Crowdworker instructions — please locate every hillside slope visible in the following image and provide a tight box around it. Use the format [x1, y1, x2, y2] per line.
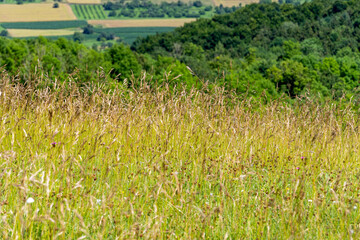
[132, 0, 360, 99]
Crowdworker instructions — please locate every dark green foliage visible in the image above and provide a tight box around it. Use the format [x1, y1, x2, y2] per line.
[73, 32, 84, 43]
[132, 0, 360, 100]
[83, 24, 94, 34]
[0, 37, 142, 85]
[105, 44, 141, 80]
[0, 30, 8, 37]
[99, 0, 224, 19]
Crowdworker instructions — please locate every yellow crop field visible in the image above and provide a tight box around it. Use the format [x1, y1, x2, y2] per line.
[88, 19, 196, 27]
[7, 29, 77, 37]
[66, 0, 102, 4]
[0, 3, 76, 22]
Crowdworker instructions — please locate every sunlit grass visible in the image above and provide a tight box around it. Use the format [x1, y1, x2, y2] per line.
[1, 72, 360, 239]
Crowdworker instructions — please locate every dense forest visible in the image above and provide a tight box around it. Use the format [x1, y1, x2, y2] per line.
[133, 0, 360, 100]
[2, 0, 360, 102]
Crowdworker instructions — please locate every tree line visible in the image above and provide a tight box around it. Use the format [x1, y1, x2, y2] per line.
[3, 0, 360, 103]
[103, 0, 240, 18]
[131, 0, 360, 101]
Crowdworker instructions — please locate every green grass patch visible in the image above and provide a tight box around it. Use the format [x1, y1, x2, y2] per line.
[1, 20, 88, 29]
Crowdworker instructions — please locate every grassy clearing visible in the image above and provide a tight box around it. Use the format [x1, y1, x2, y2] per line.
[88, 18, 195, 27]
[1, 72, 360, 238]
[7, 29, 77, 37]
[0, 3, 76, 22]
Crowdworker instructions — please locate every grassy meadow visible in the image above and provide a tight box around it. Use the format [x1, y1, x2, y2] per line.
[1, 71, 360, 239]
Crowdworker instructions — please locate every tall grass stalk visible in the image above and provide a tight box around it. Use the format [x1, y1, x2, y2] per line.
[0, 71, 360, 239]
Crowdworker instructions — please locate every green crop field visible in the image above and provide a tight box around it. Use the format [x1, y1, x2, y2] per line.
[1, 20, 88, 30]
[94, 27, 175, 44]
[71, 4, 107, 20]
[80, 26, 176, 45]
[0, 0, 44, 3]
[13, 27, 175, 46]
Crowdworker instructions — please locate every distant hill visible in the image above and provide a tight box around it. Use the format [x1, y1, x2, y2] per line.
[131, 0, 360, 99]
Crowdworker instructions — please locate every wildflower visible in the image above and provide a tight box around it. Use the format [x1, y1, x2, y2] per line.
[308, 199, 313, 202]
[301, 156, 305, 160]
[210, 193, 213, 196]
[96, 199, 101, 205]
[354, 206, 357, 210]
[51, 142, 57, 147]
[26, 197, 35, 204]
[296, 167, 300, 170]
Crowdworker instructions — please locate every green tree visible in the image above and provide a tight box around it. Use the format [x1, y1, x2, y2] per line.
[105, 44, 141, 81]
[73, 32, 84, 43]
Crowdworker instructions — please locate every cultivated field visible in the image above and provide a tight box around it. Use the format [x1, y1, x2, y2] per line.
[66, 0, 102, 4]
[213, 0, 276, 7]
[7, 29, 77, 37]
[1, 72, 360, 238]
[1, 20, 88, 29]
[88, 18, 196, 27]
[0, 3, 76, 22]
[150, 0, 213, 5]
[71, 4, 107, 19]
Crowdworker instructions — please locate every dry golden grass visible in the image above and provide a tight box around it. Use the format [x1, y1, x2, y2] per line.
[88, 19, 196, 27]
[66, 0, 102, 4]
[7, 29, 77, 37]
[1, 72, 360, 238]
[0, 3, 76, 22]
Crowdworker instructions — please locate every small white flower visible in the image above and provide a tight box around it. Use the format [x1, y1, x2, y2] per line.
[350, 229, 354, 235]
[96, 199, 101, 205]
[239, 175, 246, 179]
[173, 172, 179, 175]
[308, 200, 313, 202]
[210, 193, 213, 196]
[333, 201, 338, 204]
[205, 202, 209, 205]
[26, 197, 35, 204]
[354, 206, 357, 210]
